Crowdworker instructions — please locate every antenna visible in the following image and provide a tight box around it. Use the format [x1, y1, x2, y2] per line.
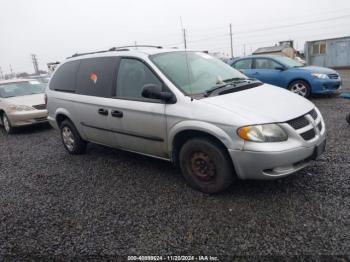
[229, 23, 233, 59]
[180, 16, 187, 49]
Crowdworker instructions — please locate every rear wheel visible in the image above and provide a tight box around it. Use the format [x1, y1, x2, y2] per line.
[288, 80, 311, 98]
[60, 119, 87, 154]
[179, 138, 234, 194]
[2, 114, 14, 134]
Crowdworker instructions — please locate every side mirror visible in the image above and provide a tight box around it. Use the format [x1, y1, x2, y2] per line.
[275, 66, 285, 71]
[142, 84, 175, 103]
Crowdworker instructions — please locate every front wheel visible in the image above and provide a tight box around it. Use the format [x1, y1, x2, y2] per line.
[60, 120, 87, 154]
[2, 114, 14, 134]
[288, 80, 311, 98]
[179, 138, 235, 194]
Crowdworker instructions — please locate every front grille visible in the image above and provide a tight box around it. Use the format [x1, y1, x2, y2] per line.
[300, 128, 316, 141]
[287, 116, 309, 130]
[328, 74, 339, 80]
[35, 117, 47, 122]
[309, 109, 318, 120]
[33, 104, 46, 110]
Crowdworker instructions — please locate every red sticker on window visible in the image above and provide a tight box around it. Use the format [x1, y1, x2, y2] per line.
[90, 72, 97, 84]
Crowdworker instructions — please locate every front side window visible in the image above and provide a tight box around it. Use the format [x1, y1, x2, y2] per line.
[234, 59, 252, 70]
[0, 81, 46, 98]
[116, 58, 162, 99]
[273, 56, 303, 68]
[150, 51, 247, 95]
[254, 58, 280, 70]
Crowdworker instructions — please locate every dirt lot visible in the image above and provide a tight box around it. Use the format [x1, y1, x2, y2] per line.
[0, 83, 349, 259]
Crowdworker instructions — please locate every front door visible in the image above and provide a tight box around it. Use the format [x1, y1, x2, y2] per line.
[252, 58, 285, 87]
[110, 58, 168, 158]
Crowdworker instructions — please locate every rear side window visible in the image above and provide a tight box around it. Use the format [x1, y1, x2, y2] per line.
[49, 60, 80, 92]
[76, 57, 118, 97]
[233, 59, 252, 70]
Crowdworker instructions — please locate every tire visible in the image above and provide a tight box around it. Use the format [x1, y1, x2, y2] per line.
[346, 114, 350, 125]
[60, 119, 87, 154]
[179, 138, 234, 194]
[2, 113, 14, 134]
[288, 80, 311, 98]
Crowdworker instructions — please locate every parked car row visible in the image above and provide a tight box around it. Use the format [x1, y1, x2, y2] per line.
[229, 55, 342, 98]
[1, 48, 330, 193]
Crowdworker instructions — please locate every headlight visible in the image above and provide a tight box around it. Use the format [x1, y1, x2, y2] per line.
[312, 73, 329, 79]
[237, 124, 288, 142]
[8, 105, 35, 111]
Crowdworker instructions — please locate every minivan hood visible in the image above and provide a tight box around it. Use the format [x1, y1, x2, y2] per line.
[204, 84, 314, 124]
[296, 65, 337, 74]
[3, 93, 45, 106]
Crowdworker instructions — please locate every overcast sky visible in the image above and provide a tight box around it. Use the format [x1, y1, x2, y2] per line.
[1, 0, 350, 74]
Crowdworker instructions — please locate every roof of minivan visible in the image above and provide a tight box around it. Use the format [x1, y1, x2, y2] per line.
[66, 48, 186, 61]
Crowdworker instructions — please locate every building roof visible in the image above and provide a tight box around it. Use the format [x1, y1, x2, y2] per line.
[253, 45, 285, 54]
[305, 35, 350, 43]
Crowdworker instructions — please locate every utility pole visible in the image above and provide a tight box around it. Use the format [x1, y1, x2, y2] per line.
[0, 66, 3, 80]
[229, 23, 233, 59]
[183, 28, 187, 49]
[134, 41, 137, 49]
[243, 44, 246, 56]
[31, 54, 39, 75]
[9, 64, 14, 79]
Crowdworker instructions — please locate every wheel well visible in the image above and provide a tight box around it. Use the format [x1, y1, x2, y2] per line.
[172, 130, 230, 166]
[56, 114, 70, 127]
[288, 78, 311, 89]
[0, 110, 4, 124]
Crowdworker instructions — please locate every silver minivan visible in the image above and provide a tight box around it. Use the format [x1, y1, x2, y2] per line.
[46, 46, 326, 193]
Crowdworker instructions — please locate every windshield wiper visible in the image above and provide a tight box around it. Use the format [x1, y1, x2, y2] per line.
[222, 77, 247, 83]
[204, 78, 252, 97]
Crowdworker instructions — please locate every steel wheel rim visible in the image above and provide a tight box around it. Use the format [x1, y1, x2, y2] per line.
[291, 83, 307, 97]
[189, 151, 216, 182]
[3, 116, 10, 132]
[62, 126, 75, 151]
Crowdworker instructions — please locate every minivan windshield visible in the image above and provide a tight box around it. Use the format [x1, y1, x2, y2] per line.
[273, 56, 303, 68]
[150, 51, 247, 95]
[0, 81, 46, 98]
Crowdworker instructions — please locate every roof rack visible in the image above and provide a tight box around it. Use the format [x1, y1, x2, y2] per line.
[109, 45, 163, 51]
[67, 45, 163, 59]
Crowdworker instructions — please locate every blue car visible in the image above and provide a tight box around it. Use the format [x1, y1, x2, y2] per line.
[229, 55, 342, 98]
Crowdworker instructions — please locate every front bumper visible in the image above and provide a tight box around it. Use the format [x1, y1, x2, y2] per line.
[229, 123, 326, 180]
[7, 110, 48, 127]
[311, 79, 342, 94]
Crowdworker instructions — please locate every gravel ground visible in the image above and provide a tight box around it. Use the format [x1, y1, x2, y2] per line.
[0, 89, 350, 260]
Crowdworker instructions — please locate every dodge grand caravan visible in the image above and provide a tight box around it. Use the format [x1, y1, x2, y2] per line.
[46, 46, 326, 193]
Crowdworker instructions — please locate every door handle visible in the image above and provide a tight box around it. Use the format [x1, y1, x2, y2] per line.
[111, 110, 123, 118]
[98, 108, 109, 116]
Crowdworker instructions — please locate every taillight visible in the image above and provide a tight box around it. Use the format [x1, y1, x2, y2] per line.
[44, 94, 48, 105]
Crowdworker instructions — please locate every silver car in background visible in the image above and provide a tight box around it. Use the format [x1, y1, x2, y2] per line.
[46, 47, 326, 194]
[0, 79, 48, 134]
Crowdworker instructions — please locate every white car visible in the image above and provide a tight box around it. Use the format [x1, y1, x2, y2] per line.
[46, 46, 326, 193]
[0, 79, 48, 134]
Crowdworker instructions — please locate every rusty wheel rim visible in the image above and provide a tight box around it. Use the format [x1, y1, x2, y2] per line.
[189, 151, 216, 182]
